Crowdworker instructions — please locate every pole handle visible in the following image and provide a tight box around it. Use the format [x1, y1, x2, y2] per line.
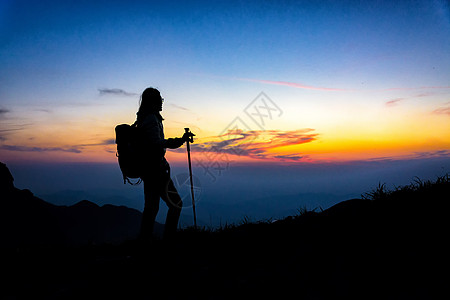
[184, 128, 194, 143]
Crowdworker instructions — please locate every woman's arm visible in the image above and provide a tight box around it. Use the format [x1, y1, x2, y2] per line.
[141, 114, 184, 149]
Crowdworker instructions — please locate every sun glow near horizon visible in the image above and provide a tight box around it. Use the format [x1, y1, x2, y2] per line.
[1, 86, 449, 165]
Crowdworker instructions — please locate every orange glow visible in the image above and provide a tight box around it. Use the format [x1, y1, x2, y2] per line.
[1, 103, 449, 164]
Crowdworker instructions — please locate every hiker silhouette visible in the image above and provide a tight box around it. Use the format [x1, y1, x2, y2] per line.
[134, 87, 192, 241]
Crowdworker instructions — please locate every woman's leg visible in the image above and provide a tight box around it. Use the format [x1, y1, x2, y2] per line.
[140, 177, 161, 241]
[161, 178, 183, 238]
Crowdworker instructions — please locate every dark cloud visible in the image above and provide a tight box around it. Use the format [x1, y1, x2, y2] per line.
[102, 138, 116, 145]
[0, 145, 82, 153]
[0, 108, 10, 115]
[413, 150, 450, 159]
[0, 137, 117, 155]
[76, 139, 116, 147]
[34, 108, 52, 113]
[98, 88, 138, 97]
[273, 154, 306, 161]
[365, 150, 450, 162]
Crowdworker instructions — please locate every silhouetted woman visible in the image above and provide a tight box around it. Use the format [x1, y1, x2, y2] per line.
[134, 87, 190, 241]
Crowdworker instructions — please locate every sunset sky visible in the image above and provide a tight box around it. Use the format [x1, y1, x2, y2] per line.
[1, 0, 449, 166]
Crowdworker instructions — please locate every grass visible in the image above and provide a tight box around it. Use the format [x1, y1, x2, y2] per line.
[362, 173, 449, 201]
[177, 173, 449, 239]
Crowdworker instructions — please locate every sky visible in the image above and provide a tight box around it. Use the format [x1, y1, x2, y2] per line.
[1, 0, 449, 224]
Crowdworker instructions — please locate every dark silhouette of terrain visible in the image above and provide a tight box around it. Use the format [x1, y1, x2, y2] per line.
[1, 162, 447, 299]
[0, 162, 163, 247]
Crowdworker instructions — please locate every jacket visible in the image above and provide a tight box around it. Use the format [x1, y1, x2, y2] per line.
[134, 112, 184, 172]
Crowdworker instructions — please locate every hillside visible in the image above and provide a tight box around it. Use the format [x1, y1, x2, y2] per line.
[0, 162, 157, 247]
[1, 161, 448, 299]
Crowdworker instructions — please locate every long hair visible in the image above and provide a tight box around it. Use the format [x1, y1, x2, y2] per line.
[136, 87, 163, 123]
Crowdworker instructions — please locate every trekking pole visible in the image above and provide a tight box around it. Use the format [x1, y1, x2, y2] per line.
[184, 128, 197, 229]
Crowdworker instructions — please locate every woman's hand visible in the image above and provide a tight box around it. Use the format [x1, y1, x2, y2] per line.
[182, 131, 195, 143]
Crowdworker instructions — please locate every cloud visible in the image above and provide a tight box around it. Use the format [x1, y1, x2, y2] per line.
[239, 78, 350, 91]
[0, 108, 10, 115]
[433, 103, 450, 116]
[186, 129, 318, 161]
[433, 107, 450, 115]
[414, 93, 433, 98]
[366, 150, 450, 162]
[0, 138, 116, 155]
[385, 98, 404, 107]
[98, 88, 138, 97]
[0, 123, 33, 142]
[34, 108, 52, 113]
[0, 108, 10, 121]
[385, 93, 440, 107]
[77, 139, 116, 147]
[0, 145, 82, 153]
[412, 150, 450, 159]
[273, 154, 307, 161]
[102, 138, 116, 145]
[383, 86, 450, 91]
[169, 103, 189, 111]
[236, 76, 450, 93]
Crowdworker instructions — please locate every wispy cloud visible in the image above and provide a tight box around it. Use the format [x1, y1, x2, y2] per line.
[98, 88, 138, 97]
[236, 76, 450, 93]
[77, 139, 116, 147]
[0, 123, 33, 142]
[366, 150, 450, 162]
[34, 108, 52, 113]
[0, 145, 82, 153]
[383, 86, 450, 91]
[0, 108, 10, 139]
[433, 107, 450, 116]
[385, 92, 439, 107]
[183, 129, 318, 161]
[385, 98, 404, 107]
[412, 150, 450, 159]
[432, 102, 450, 116]
[169, 103, 190, 111]
[239, 78, 350, 91]
[0, 138, 116, 154]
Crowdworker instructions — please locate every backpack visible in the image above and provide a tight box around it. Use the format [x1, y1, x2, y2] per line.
[115, 124, 144, 185]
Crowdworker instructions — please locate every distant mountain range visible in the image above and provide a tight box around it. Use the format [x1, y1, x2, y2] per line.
[0, 162, 162, 247]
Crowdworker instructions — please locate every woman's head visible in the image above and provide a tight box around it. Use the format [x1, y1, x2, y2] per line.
[137, 87, 164, 117]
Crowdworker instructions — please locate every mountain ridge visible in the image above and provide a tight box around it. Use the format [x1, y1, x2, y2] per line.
[1, 161, 447, 299]
[0, 162, 164, 247]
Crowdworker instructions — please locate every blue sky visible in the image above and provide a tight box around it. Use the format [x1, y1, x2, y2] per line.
[2, 0, 449, 106]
